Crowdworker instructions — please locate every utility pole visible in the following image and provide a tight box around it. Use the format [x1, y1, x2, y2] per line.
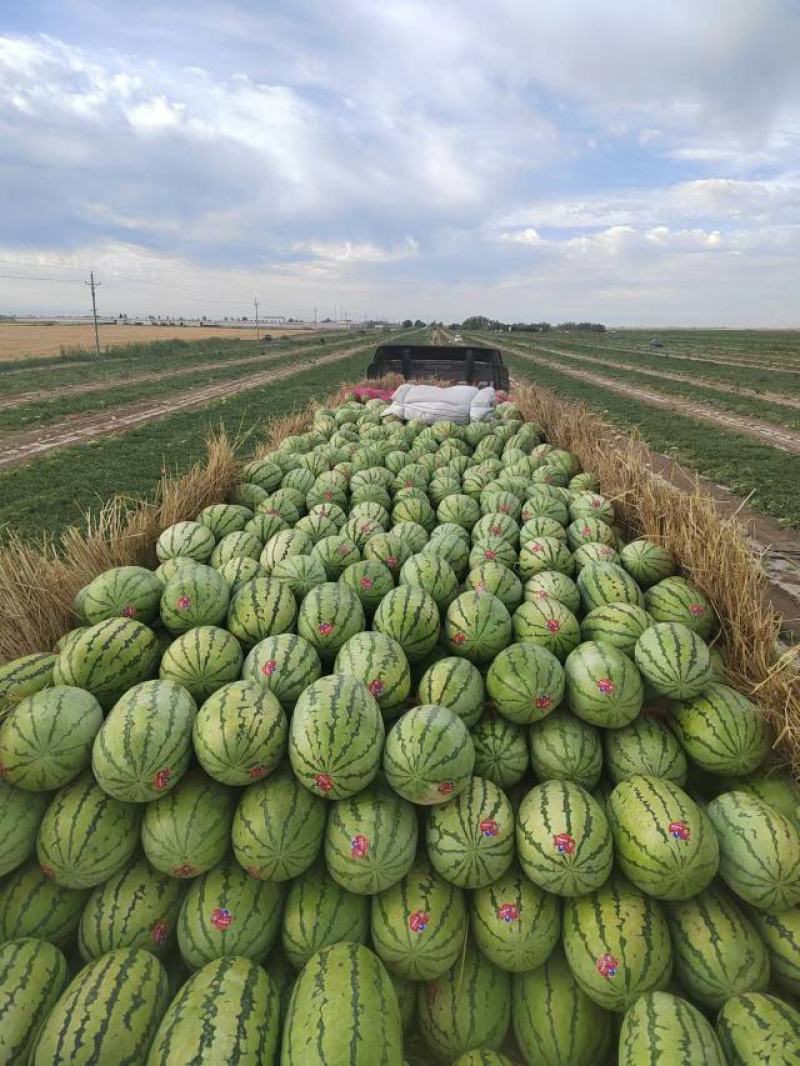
[313, 307, 317, 329]
[85, 271, 102, 356]
[254, 298, 260, 342]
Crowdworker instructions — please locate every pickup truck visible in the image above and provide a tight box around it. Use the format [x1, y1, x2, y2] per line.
[365, 344, 510, 391]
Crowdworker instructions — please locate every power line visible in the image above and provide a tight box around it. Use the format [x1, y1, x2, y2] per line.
[0, 273, 87, 284]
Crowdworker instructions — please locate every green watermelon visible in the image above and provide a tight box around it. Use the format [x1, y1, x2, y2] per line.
[750, 905, 800, 996]
[0, 860, 88, 944]
[572, 542, 620, 570]
[56, 618, 160, 709]
[519, 537, 574, 579]
[516, 780, 612, 896]
[512, 597, 580, 662]
[365, 532, 411, 577]
[577, 562, 644, 612]
[338, 559, 395, 612]
[437, 493, 481, 530]
[270, 554, 327, 599]
[160, 565, 230, 633]
[311, 534, 361, 578]
[471, 712, 529, 788]
[670, 683, 772, 775]
[0, 652, 55, 715]
[523, 570, 581, 614]
[465, 561, 523, 611]
[83, 566, 163, 624]
[472, 512, 520, 546]
[707, 791, 800, 911]
[523, 516, 569, 544]
[580, 603, 652, 657]
[232, 765, 326, 881]
[197, 502, 254, 538]
[208, 529, 263, 568]
[468, 539, 518, 571]
[604, 714, 688, 785]
[242, 457, 283, 491]
[226, 576, 297, 647]
[158, 625, 243, 702]
[633, 621, 712, 698]
[425, 776, 514, 889]
[716, 993, 800, 1065]
[564, 640, 644, 728]
[486, 642, 565, 725]
[528, 709, 603, 790]
[562, 874, 672, 1011]
[0, 938, 69, 1065]
[0, 685, 103, 791]
[619, 991, 726, 1066]
[471, 864, 560, 973]
[176, 859, 283, 968]
[373, 586, 441, 663]
[644, 576, 715, 639]
[282, 943, 403, 1066]
[444, 591, 512, 663]
[145, 955, 279, 1066]
[383, 704, 474, 805]
[399, 552, 459, 609]
[607, 774, 719, 899]
[726, 766, 800, 828]
[296, 582, 366, 663]
[417, 657, 485, 729]
[32, 948, 169, 1065]
[334, 632, 411, 716]
[391, 520, 429, 554]
[92, 680, 196, 802]
[242, 633, 322, 710]
[192, 681, 287, 786]
[0, 779, 48, 876]
[666, 882, 769, 1008]
[78, 856, 185, 959]
[141, 769, 235, 879]
[619, 540, 676, 587]
[156, 521, 215, 562]
[282, 862, 369, 970]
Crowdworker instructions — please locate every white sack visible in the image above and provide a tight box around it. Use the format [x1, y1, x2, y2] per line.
[382, 383, 495, 424]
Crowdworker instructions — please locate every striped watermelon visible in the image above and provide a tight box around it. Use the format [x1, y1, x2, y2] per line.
[716, 993, 800, 1065]
[0, 938, 69, 1065]
[417, 945, 510, 1061]
[83, 566, 163, 624]
[197, 502, 254, 538]
[158, 626, 244, 702]
[566, 516, 616, 551]
[296, 582, 366, 663]
[423, 530, 470, 578]
[242, 457, 283, 491]
[0, 652, 55, 715]
[176, 859, 283, 968]
[242, 633, 321, 711]
[750, 905, 800, 996]
[468, 538, 518, 571]
[373, 586, 441, 663]
[577, 562, 644, 612]
[311, 535, 361, 578]
[244, 511, 289, 545]
[528, 709, 603, 790]
[425, 776, 514, 888]
[670, 683, 771, 775]
[232, 765, 326, 881]
[472, 512, 520, 546]
[282, 862, 369, 970]
[391, 973, 416, 1033]
[334, 632, 411, 716]
[725, 766, 800, 828]
[437, 493, 482, 529]
[146, 955, 279, 1066]
[339, 560, 395, 612]
[78, 856, 185, 959]
[471, 712, 529, 788]
[282, 943, 403, 1066]
[516, 780, 612, 896]
[465, 561, 523, 612]
[619, 540, 676, 587]
[523, 570, 581, 614]
[270, 554, 327, 599]
[444, 591, 512, 664]
[512, 949, 612, 1066]
[604, 715, 688, 785]
[289, 674, 384, 800]
[0, 685, 103, 791]
[619, 991, 727, 1066]
[607, 775, 720, 899]
[572, 542, 620, 571]
[226, 576, 297, 647]
[296, 513, 340, 547]
[633, 621, 711, 698]
[393, 496, 436, 532]
[324, 775, 418, 893]
[580, 603, 652, 657]
[160, 565, 230, 633]
[519, 537, 575, 579]
[512, 597, 580, 662]
[707, 791, 800, 911]
[56, 618, 160, 709]
[0, 860, 87, 944]
[365, 532, 411, 576]
[666, 882, 769, 1008]
[564, 640, 644, 728]
[141, 769, 236, 879]
[36, 772, 140, 888]
[522, 516, 568, 544]
[471, 864, 560, 973]
[260, 528, 314, 571]
[562, 874, 672, 1011]
[208, 530, 263, 568]
[32, 948, 169, 1065]
[156, 521, 215, 562]
[192, 681, 287, 786]
[417, 657, 485, 729]
[383, 704, 474, 805]
[568, 492, 613, 524]
[1, 780, 48, 877]
[391, 520, 429, 553]
[644, 576, 715, 639]
[370, 859, 467, 980]
[520, 494, 569, 526]
[486, 642, 565, 725]
[399, 552, 458, 609]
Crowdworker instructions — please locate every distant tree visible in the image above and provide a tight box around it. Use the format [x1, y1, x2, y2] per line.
[557, 321, 605, 332]
[402, 319, 413, 328]
[413, 319, 425, 328]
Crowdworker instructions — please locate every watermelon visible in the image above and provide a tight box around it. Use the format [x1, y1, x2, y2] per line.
[0, 652, 55, 715]
[373, 586, 441, 663]
[383, 704, 474, 805]
[78, 856, 185, 959]
[0, 860, 88, 944]
[145, 955, 279, 1066]
[242, 457, 283, 491]
[523, 516, 569, 544]
[155, 557, 203, 586]
[521, 495, 569, 527]
[604, 714, 688, 785]
[580, 603, 652, 657]
[468, 539, 518, 571]
[416, 657, 482, 727]
[472, 512, 520, 546]
[208, 530, 262, 568]
[141, 769, 235, 879]
[0, 938, 69, 1065]
[512, 597, 580, 662]
[486, 642, 564, 725]
[644, 576, 715, 639]
[270, 554, 327, 599]
[750, 905, 800, 996]
[519, 537, 574, 579]
[31, 948, 169, 1065]
[260, 528, 313, 571]
[282, 862, 369, 969]
[36, 771, 139, 888]
[471, 712, 529, 788]
[512, 949, 612, 1066]
[232, 765, 326, 881]
[670, 683, 772, 775]
[338, 559, 395, 612]
[197, 502, 254, 538]
[444, 591, 512, 663]
[726, 766, 800, 828]
[528, 709, 603, 790]
[666, 882, 769, 1008]
[1, 781, 48, 880]
[242, 633, 322, 709]
[620, 540, 676, 587]
[568, 492, 612, 524]
[282, 943, 403, 1066]
[156, 521, 215, 562]
[465, 561, 523, 611]
[226, 576, 297, 647]
[577, 562, 644, 612]
[333, 632, 411, 716]
[56, 618, 160, 709]
[707, 791, 800, 911]
[92, 680, 196, 802]
[296, 582, 366, 663]
[83, 566, 163, 624]
[471, 864, 560, 973]
[564, 640, 644, 728]
[417, 945, 510, 1061]
[296, 513, 340, 547]
[158, 625, 243, 702]
[216, 556, 265, 592]
[365, 532, 411, 576]
[523, 570, 581, 614]
[176, 859, 283, 968]
[716, 993, 800, 1065]
[311, 535, 361, 578]
[391, 972, 416, 1032]
[562, 874, 672, 1011]
[192, 681, 287, 785]
[425, 776, 514, 888]
[633, 621, 711, 698]
[0, 685, 103, 791]
[572, 542, 620, 570]
[619, 991, 727, 1066]
[159, 566, 229, 633]
[391, 520, 429, 553]
[516, 780, 612, 896]
[607, 774, 719, 899]
[289, 674, 384, 800]
[436, 493, 481, 530]
[399, 552, 458, 609]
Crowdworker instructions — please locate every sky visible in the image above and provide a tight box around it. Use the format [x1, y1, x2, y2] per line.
[1, 1, 799, 325]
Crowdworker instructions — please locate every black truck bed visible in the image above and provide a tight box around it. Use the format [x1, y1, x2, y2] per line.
[366, 344, 509, 390]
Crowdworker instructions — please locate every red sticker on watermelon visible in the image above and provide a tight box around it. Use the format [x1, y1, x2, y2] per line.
[438, 780, 454, 795]
[40, 865, 55, 880]
[480, 819, 499, 837]
[152, 768, 172, 791]
[248, 764, 268, 780]
[210, 907, 233, 930]
[318, 622, 334, 636]
[452, 632, 466, 645]
[669, 820, 691, 841]
[121, 604, 136, 618]
[596, 953, 619, 978]
[173, 864, 196, 878]
[689, 604, 705, 616]
[262, 659, 278, 676]
[546, 618, 561, 633]
[177, 596, 192, 610]
[350, 834, 369, 858]
[597, 678, 615, 695]
[497, 902, 519, 922]
[535, 695, 552, 710]
[409, 910, 430, 933]
[315, 773, 334, 793]
[553, 833, 576, 855]
[150, 920, 169, 945]
[368, 679, 384, 698]
[360, 577, 374, 590]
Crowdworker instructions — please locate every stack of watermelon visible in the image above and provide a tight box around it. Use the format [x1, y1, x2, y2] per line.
[1, 393, 800, 1065]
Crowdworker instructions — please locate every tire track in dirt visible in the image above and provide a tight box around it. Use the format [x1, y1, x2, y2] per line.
[537, 340, 800, 375]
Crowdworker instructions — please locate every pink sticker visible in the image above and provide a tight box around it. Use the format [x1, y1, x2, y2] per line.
[368, 679, 384, 698]
[152, 768, 172, 791]
[669, 820, 691, 841]
[553, 833, 576, 855]
[350, 834, 369, 858]
[210, 907, 233, 930]
[497, 902, 519, 922]
[318, 622, 334, 636]
[409, 910, 430, 933]
[150, 920, 169, 945]
[597, 678, 615, 695]
[262, 659, 277, 676]
[597, 953, 619, 978]
[315, 773, 334, 793]
[480, 819, 499, 837]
